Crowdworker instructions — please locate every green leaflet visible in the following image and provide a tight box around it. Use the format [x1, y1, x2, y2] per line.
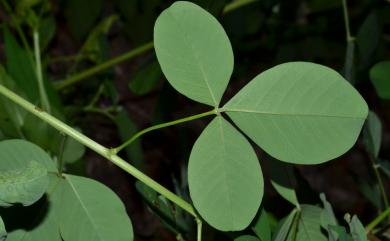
[296, 205, 327, 241]
[3, 27, 39, 102]
[272, 209, 298, 241]
[347, 215, 368, 241]
[269, 160, 299, 207]
[370, 61, 390, 100]
[0, 161, 48, 207]
[235, 235, 261, 241]
[154, 1, 234, 106]
[363, 111, 382, 159]
[224, 62, 368, 164]
[252, 208, 271, 241]
[0, 140, 56, 172]
[0, 216, 5, 241]
[54, 174, 133, 241]
[188, 116, 263, 231]
[319, 194, 338, 232]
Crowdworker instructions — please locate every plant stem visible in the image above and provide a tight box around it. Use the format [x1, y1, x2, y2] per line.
[0, 84, 197, 217]
[366, 207, 390, 232]
[112, 109, 217, 155]
[33, 29, 51, 113]
[55, 42, 154, 90]
[342, 0, 354, 42]
[371, 158, 389, 210]
[83, 106, 116, 121]
[223, 0, 257, 14]
[196, 218, 203, 241]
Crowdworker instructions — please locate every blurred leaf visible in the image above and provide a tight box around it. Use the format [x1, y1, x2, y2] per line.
[296, 205, 327, 241]
[235, 235, 261, 241]
[269, 159, 299, 207]
[363, 111, 382, 159]
[3, 26, 39, 101]
[54, 174, 133, 241]
[224, 62, 368, 164]
[38, 15, 56, 51]
[378, 159, 390, 178]
[356, 11, 381, 70]
[272, 209, 298, 241]
[370, 61, 390, 99]
[81, 15, 119, 63]
[115, 110, 144, 169]
[128, 61, 162, 96]
[342, 41, 356, 84]
[0, 216, 5, 241]
[329, 226, 353, 241]
[135, 181, 189, 233]
[320, 194, 338, 229]
[347, 215, 368, 241]
[154, 1, 234, 106]
[62, 135, 86, 164]
[252, 208, 271, 241]
[188, 116, 263, 231]
[64, 0, 103, 41]
[304, 0, 341, 13]
[0, 161, 48, 207]
[358, 181, 381, 210]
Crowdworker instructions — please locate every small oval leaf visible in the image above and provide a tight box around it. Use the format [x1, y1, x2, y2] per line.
[188, 116, 263, 231]
[370, 61, 390, 99]
[0, 161, 48, 207]
[56, 174, 133, 241]
[154, 1, 234, 106]
[224, 62, 368, 164]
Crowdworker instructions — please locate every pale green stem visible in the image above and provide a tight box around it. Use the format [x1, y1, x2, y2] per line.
[196, 218, 203, 241]
[223, 0, 257, 14]
[83, 106, 116, 122]
[342, 0, 354, 42]
[33, 30, 51, 113]
[112, 109, 217, 155]
[55, 42, 154, 90]
[0, 84, 197, 217]
[366, 207, 390, 232]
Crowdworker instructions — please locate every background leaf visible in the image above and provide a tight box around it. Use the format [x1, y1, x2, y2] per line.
[154, 1, 234, 106]
[188, 116, 263, 231]
[347, 215, 368, 241]
[224, 62, 368, 164]
[296, 205, 327, 241]
[128, 61, 162, 96]
[235, 235, 261, 241]
[252, 208, 271, 241]
[363, 111, 382, 159]
[272, 209, 298, 241]
[54, 174, 133, 241]
[269, 159, 299, 207]
[0, 216, 6, 241]
[370, 61, 390, 100]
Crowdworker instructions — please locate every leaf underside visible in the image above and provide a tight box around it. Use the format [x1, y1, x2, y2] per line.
[224, 62, 368, 164]
[188, 116, 263, 231]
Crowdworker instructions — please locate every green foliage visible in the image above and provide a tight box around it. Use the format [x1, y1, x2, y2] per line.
[154, 1, 233, 106]
[269, 160, 298, 207]
[53, 174, 134, 241]
[0, 161, 48, 207]
[235, 235, 261, 241]
[252, 208, 271, 241]
[188, 116, 263, 231]
[224, 62, 368, 164]
[0, 216, 5, 241]
[370, 61, 390, 99]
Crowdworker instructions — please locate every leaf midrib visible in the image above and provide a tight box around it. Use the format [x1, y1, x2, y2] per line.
[66, 177, 105, 241]
[223, 108, 366, 119]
